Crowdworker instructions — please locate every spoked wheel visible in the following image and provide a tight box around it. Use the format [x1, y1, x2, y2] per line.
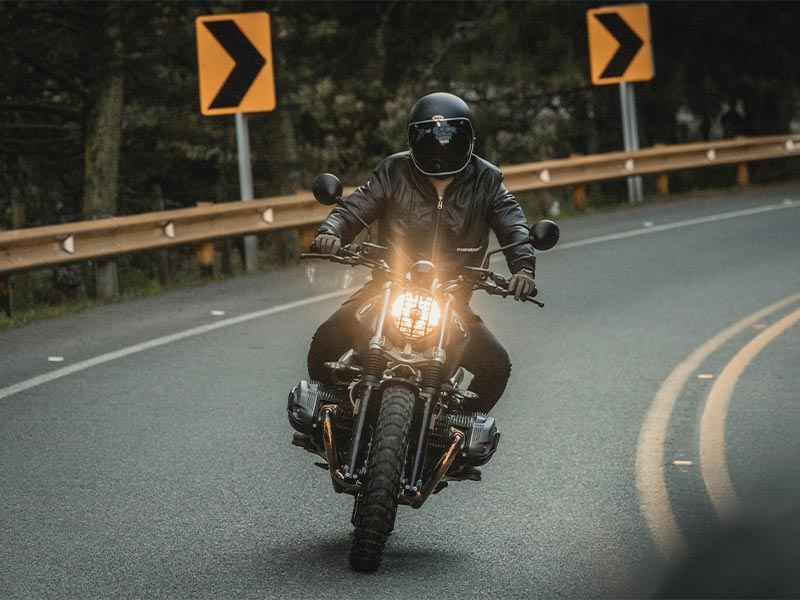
[349, 385, 413, 572]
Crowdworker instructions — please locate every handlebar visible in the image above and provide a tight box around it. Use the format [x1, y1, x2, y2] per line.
[301, 243, 388, 271]
[301, 244, 544, 307]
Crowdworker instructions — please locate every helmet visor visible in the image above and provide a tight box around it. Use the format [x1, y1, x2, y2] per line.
[408, 118, 473, 176]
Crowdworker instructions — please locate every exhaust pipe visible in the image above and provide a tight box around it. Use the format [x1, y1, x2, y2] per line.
[402, 427, 465, 509]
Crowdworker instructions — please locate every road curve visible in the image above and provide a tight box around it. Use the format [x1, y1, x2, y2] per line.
[1, 185, 799, 599]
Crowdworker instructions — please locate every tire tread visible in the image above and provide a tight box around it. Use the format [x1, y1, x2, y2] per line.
[349, 386, 414, 571]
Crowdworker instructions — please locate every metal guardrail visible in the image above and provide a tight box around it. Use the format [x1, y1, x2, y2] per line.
[1, 134, 799, 275]
[501, 134, 800, 191]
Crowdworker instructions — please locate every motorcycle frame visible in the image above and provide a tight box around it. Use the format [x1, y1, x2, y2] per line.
[324, 277, 462, 506]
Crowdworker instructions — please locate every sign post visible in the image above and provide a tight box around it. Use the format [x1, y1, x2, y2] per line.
[587, 3, 653, 203]
[196, 12, 276, 272]
[619, 82, 643, 202]
[235, 112, 257, 271]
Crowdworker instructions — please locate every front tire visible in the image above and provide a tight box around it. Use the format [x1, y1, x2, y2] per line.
[349, 385, 414, 571]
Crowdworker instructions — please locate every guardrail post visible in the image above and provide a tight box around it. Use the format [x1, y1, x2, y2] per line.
[298, 224, 316, 254]
[198, 242, 216, 278]
[656, 173, 670, 196]
[736, 162, 750, 186]
[152, 184, 171, 285]
[0, 275, 12, 319]
[196, 201, 216, 277]
[571, 185, 587, 211]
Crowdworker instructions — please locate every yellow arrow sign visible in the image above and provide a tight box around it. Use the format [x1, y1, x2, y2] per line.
[196, 12, 276, 115]
[587, 4, 654, 85]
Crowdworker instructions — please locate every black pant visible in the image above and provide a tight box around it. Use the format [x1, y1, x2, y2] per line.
[307, 284, 511, 412]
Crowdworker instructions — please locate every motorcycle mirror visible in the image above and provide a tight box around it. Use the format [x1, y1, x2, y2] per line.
[312, 173, 343, 206]
[312, 172, 374, 244]
[480, 219, 560, 268]
[529, 219, 560, 251]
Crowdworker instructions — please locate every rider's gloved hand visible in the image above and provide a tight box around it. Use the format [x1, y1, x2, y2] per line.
[314, 234, 341, 255]
[508, 269, 536, 301]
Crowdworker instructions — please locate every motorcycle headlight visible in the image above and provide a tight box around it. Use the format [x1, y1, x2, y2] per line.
[391, 290, 441, 340]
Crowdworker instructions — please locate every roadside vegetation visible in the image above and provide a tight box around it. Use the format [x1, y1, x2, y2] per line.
[2, 1, 799, 326]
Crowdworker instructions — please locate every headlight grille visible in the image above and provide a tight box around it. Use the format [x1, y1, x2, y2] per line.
[391, 291, 441, 340]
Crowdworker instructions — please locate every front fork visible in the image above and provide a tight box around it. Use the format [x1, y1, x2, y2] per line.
[407, 295, 453, 492]
[342, 283, 393, 481]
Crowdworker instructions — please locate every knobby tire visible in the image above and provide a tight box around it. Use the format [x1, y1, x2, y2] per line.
[349, 385, 413, 572]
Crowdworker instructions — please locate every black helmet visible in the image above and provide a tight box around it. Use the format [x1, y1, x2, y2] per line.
[407, 92, 475, 177]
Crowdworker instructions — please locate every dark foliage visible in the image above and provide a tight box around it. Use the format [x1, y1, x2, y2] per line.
[1, 1, 798, 229]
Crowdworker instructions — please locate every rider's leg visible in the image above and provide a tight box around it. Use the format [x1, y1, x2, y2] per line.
[459, 318, 512, 413]
[307, 305, 359, 383]
[307, 284, 376, 383]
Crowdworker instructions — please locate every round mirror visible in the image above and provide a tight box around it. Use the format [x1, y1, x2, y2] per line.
[312, 173, 343, 206]
[530, 219, 560, 251]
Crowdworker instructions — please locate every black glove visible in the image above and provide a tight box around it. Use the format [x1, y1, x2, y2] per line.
[314, 234, 341, 255]
[507, 269, 536, 301]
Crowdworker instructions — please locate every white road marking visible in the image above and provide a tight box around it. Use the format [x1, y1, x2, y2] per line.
[0, 289, 353, 401]
[1, 199, 798, 402]
[556, 200, 797, 251]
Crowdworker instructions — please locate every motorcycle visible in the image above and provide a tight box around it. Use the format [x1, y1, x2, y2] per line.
[287, 173, 559, 571]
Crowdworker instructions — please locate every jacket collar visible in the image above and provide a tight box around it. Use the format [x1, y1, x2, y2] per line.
[408, 154, 474, 200]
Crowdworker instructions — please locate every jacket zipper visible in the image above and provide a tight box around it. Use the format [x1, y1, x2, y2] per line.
[431, 195, 444, 264]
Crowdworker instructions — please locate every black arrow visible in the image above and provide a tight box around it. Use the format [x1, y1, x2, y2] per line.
[594, 12, 643, 79]
[204, 20, 266, 109]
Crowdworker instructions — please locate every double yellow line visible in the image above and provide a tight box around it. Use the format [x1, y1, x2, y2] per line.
[635, 291, 800, 560]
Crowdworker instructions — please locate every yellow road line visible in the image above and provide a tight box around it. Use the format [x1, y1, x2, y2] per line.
[635, 291, 800, 561]
[699, 306, 800, 525]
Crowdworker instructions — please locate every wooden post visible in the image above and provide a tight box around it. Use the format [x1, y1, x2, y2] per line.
[198, 242, 215, 277]
[656, 173, 670, 196]
[571, 185, 587, 211]
[9, 198, 26, 313]
[736, 162, 750, 186]
[0, 275, 12, 319]
[197, 202, 216, 277]
[298, 225, 317, 254]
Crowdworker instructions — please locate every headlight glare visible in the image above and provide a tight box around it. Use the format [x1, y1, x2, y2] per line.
[390, 290, 441, 340]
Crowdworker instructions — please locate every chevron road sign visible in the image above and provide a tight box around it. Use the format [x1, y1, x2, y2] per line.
[196, 12, 276, 115]
[587, 4, 654, 85]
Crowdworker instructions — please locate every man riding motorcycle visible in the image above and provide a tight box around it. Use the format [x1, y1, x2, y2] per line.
[307, 91, 536, 416]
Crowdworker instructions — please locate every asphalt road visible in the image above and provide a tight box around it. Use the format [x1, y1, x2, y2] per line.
[1, 184, 799, 599]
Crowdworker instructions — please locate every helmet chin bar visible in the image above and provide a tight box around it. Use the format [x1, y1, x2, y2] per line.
[409, 139, 474, 178]
[410, 157, 470, 178]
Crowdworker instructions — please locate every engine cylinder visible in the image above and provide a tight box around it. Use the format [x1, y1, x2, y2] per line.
[287, 380, 349, 434]
[461, 413, 500, 466]
[427, 410, 501, 468]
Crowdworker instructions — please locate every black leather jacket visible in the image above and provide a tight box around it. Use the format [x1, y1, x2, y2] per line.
[317, 151, 535, 278]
